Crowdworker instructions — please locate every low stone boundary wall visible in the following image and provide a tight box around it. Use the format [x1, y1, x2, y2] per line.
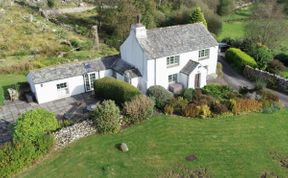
[41, 6, 95, 17]
[53, 120, 96, 149]
[243, 65, 288, 93]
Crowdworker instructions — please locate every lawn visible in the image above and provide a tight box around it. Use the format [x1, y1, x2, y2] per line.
[19, 110, 288, 178]
[0, 74, 27, 87]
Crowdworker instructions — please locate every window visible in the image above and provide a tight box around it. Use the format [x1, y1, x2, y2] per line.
[199, 49, 210, 59]
[166, 55, 180, 67]
[56, 82, 67, 90]
[168, 74, 178, 83]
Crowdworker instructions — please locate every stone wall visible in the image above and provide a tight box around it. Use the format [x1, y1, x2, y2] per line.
[243, 65, 288, 93]
[53, 120, 96, 149]
[42, 6, 95, 17]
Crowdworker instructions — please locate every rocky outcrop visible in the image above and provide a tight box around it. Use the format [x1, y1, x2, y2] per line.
[53, 120, 96, 149]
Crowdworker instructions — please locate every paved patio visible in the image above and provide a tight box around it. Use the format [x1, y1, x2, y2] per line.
[0, 92, 97, 144]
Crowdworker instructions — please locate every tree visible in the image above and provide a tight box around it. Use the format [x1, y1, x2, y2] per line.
[217, 0, 234, 16]
[251, 45, 273, 70]
[245, 0, 288, 48]
[191, 6, 207, 27]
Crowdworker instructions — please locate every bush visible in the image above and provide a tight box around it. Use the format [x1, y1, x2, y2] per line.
[275, 53, 288, 67]
[211, 102, 229, 115]
[203, 84, 237, 102]
[47, 0, 55, 8]
[267, 60, 286, 75]
[166, 97, 188, 115]
[13, 109, 59, 143]
[231, 99, 262, 114]
[182, 88, 195, 101]
[183, 103, 201, 118]
[123, 95, 154, 125]
[164, 104, 174, 115]
[249, 45, 273, 70]
[0, 86, 4, 106]
[207, 13, 223, 35]
[255, 79, 267, 91]
[94, 77, 141, 105]
[147, 85, 173, 110]
[0, 134, 54, 177]
[91, 100, 120, 134]
[225, 48, 257, 70]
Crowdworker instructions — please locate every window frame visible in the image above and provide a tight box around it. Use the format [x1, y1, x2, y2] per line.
[198, 49, 210, 60]
[166, 55, 180, 67]
[168, 74, 178, 83]
[56, 82, 68, 90]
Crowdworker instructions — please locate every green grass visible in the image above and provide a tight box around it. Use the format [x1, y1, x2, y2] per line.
[19, 110, 288, 178]
[218, 22, 246, 41]
[0, 74, 27, 87]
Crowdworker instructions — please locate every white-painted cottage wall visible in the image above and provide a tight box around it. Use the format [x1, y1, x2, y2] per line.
[34, 75, 85, 104]
[187, 66, 207, 88]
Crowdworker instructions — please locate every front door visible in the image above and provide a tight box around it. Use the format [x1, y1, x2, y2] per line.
[194, 73, 201, 88]
[84, 73, 96, 92]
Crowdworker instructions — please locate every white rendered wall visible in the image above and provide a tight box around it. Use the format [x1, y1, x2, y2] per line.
[34, 75, 85, 104]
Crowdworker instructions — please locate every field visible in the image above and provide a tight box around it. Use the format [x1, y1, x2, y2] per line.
[218, 6, 288, 55]
[19, 110, 288, 178]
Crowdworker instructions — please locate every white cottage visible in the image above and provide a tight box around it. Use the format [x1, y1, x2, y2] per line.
[27, 22, 218, 104]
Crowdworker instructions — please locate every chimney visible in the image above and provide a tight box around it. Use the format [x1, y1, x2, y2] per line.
[131, 15, 147, 38]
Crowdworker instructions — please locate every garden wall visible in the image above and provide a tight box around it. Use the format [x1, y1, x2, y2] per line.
[243, 65, 288, 93]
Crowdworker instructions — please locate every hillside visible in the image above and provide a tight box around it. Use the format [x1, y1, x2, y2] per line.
[0, 4, 117, 74]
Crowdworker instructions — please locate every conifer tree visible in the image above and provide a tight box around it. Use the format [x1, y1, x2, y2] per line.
[191, 6, 207, 27]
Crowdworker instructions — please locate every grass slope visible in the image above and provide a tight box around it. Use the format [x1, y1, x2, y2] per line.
[19, 110, 288, 178]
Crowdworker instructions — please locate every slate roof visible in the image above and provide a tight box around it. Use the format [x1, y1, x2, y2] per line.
[111, 59, 142, 78]
[29, 55, 141, 84]
[138, 23, 218, 59]
[180, 60, 200, 75]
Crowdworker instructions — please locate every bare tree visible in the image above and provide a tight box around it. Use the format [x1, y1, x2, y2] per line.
[245, 0, 288, 48]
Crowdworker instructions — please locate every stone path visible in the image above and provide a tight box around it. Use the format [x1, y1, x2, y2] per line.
[0, 92, 97, 144]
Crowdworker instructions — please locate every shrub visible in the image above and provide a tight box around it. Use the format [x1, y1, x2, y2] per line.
[182, 88, 195, 101]
[225, 48, 257, 70]
[259, 90, 280, 102]
[91, 100, 120, 134]
[199, 105, 212, 118]
[166, 97, 188, 115]
[250, 45, 273, 70]
[147, 85, 173, 110]
[267, 60, 286, 75]
[183, 103, 201, 118]
[211, 102, 229, 115]
[275, 53, 288, 67]
[13, 109, 59, 143]
[47, 0, 55, 8]
[0, 86, 4, 106]
[231, 99, 262, 114]
[123, 95, 154, 125]
[203, 84, 237, 102]
[164, 104, 174, 115]
[207, 13, 223, 35]
[94, 77, 141, 105]
[255, 79, 267, 91]
[0, 134, 54, 177]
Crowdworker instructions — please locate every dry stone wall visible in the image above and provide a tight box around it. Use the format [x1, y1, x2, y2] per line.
[53, 120, 96, 149]
[243, 65, 288, 93]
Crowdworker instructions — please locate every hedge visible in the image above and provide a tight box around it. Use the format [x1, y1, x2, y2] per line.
[225, 48, 257, 70]
[0, 86, 4, 106]
[94, 77, 141, 105]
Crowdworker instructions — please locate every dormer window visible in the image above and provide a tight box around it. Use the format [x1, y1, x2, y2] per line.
[167, 55, 180, 67]
[199, 49, 210, 60]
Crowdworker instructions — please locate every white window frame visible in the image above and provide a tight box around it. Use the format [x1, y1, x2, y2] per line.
[168, 74, 178, 83]
[166, 55, 180, 67]
[199, 49, 210, 60]
[56, 82, 69, 95]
